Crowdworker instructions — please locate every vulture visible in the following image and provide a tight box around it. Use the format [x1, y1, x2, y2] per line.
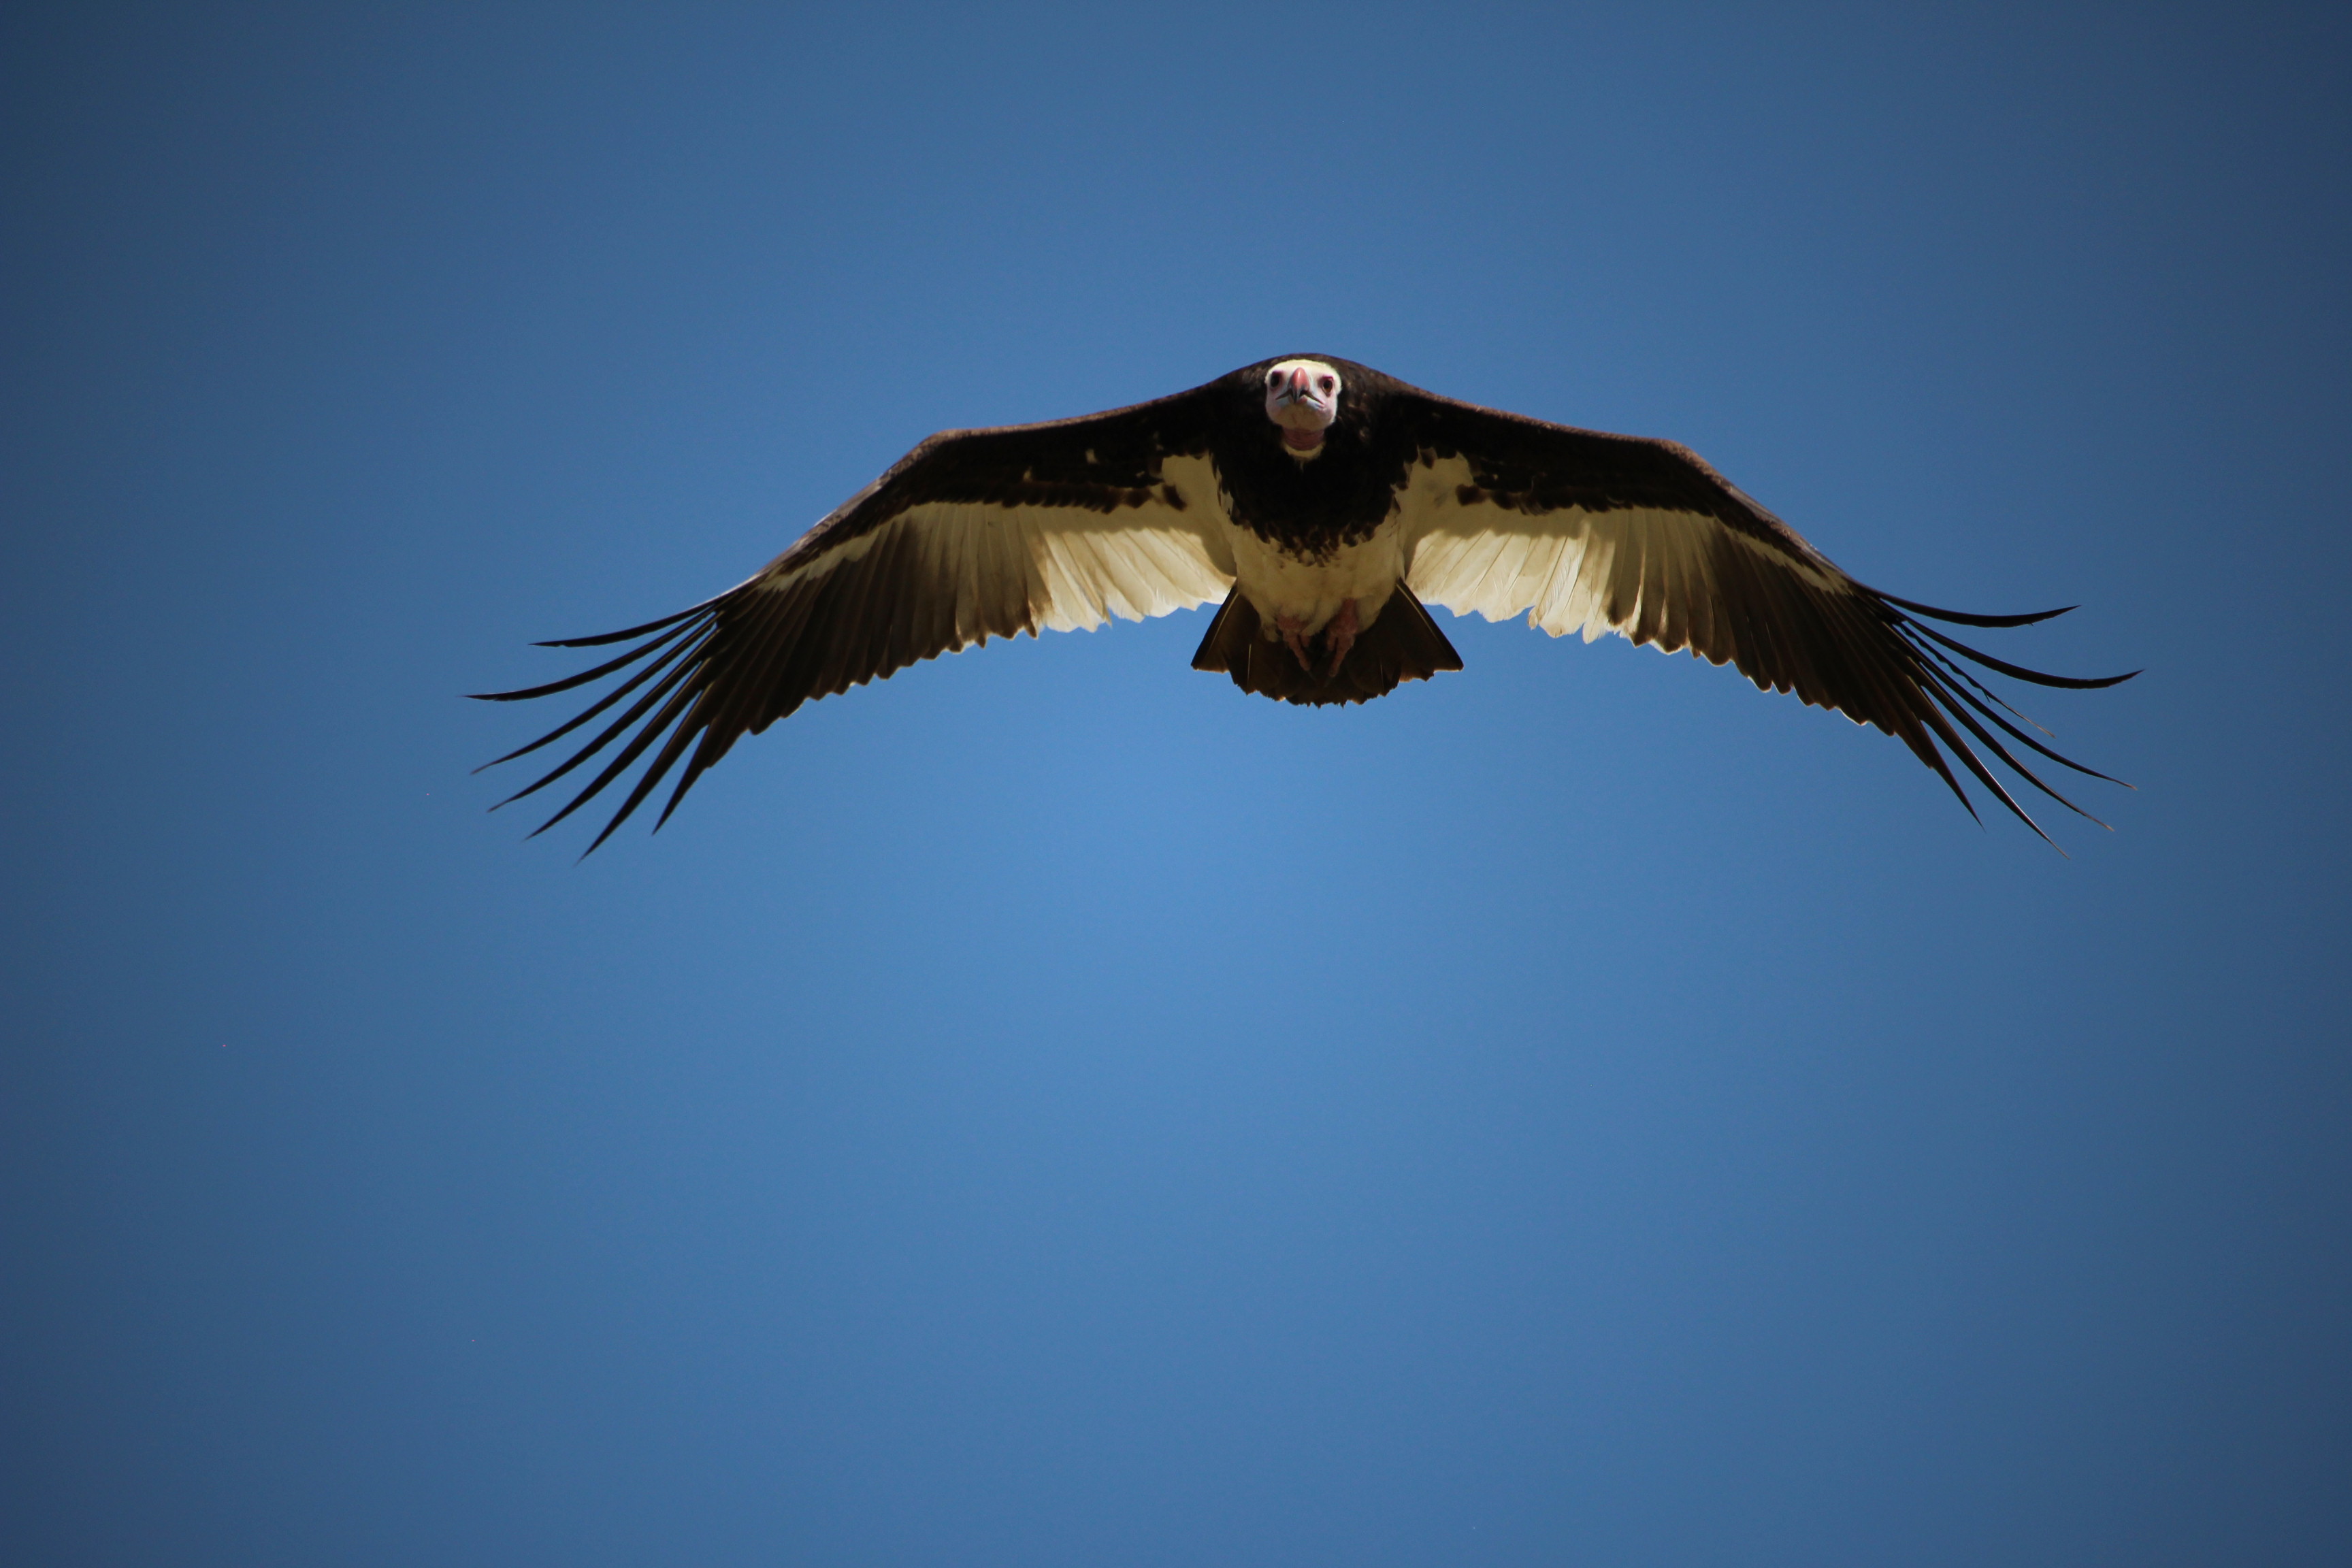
[476, 355, 2134, 852]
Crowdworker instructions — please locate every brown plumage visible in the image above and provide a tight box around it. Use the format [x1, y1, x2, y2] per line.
[475, 355, 2135, 853]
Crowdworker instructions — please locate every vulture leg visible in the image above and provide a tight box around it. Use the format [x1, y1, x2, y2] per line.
[1324, 598, 1359, 677]
[1275, 612, 1313, 671]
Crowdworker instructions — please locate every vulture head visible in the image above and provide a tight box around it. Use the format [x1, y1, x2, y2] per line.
[1263, 359, 1343, 454]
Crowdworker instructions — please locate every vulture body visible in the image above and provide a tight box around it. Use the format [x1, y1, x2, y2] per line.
[478, 355, 2133, 851]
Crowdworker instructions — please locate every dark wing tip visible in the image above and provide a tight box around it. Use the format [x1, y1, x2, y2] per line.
[468, 595, 738, 855]
[530, 602, 713, 648]
[1875, 591, 2078, 628]
[1888, 617, 2133, 850]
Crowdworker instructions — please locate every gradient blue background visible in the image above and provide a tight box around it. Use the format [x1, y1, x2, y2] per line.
[6, 3, 2348, 1563]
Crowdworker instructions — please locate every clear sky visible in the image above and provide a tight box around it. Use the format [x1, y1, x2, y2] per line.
[5, 3, 2348, 1564]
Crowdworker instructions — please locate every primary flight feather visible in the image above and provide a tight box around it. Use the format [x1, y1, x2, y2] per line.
[476, 354, 2134, 853]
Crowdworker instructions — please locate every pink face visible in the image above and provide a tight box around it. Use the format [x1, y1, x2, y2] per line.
[1262, 359, 1343, 452]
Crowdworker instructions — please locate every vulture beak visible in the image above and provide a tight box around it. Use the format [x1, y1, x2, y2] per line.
[1273, 368, 1326, 413]
[1267, 363, 1338, 451]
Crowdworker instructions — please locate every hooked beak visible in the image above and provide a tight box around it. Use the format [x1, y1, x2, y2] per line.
[1268, 368, 1337, 451]
[1271, 368, 1328, 414]
[1264, 363, 1340, 453]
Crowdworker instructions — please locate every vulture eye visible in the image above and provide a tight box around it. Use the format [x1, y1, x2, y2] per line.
[1318, 376, 1336, 392]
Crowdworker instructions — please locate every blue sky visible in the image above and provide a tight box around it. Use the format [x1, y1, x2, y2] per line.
[5, 3, 2348, 1563]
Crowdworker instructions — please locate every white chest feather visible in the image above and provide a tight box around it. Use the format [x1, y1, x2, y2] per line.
[1214, 514, 1408, 636]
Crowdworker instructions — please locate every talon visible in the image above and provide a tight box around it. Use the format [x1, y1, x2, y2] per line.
[1324, 599, 1359, 676]
[1275, 613, 1313, 670]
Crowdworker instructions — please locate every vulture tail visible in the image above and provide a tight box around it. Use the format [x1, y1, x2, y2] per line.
[1191, 587, 1463, 708]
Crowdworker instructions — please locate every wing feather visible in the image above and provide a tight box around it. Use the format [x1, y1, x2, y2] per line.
[1386, 389, 2133, 838]
[477, 389, 1234, 848]
[480, 360, 2134, 852]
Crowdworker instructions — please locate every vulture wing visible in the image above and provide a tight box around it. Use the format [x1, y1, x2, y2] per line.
[474, 386, 1235, 852]
[1389, 388, 2136, 843]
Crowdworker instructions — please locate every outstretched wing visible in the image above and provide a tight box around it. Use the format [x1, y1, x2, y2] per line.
[475, 385, 1237, 852]
[1389, 388, 2136, 843]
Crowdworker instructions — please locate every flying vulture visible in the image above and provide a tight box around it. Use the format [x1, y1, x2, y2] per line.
[477, 355, 2133, 851]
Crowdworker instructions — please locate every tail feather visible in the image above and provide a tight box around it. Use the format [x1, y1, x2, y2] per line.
[1191, 587, 1462, 706]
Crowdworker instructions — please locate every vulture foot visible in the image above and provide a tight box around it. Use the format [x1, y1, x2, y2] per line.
[1276, 613, 1313, 670]
[1324, 599, 1359, 676]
